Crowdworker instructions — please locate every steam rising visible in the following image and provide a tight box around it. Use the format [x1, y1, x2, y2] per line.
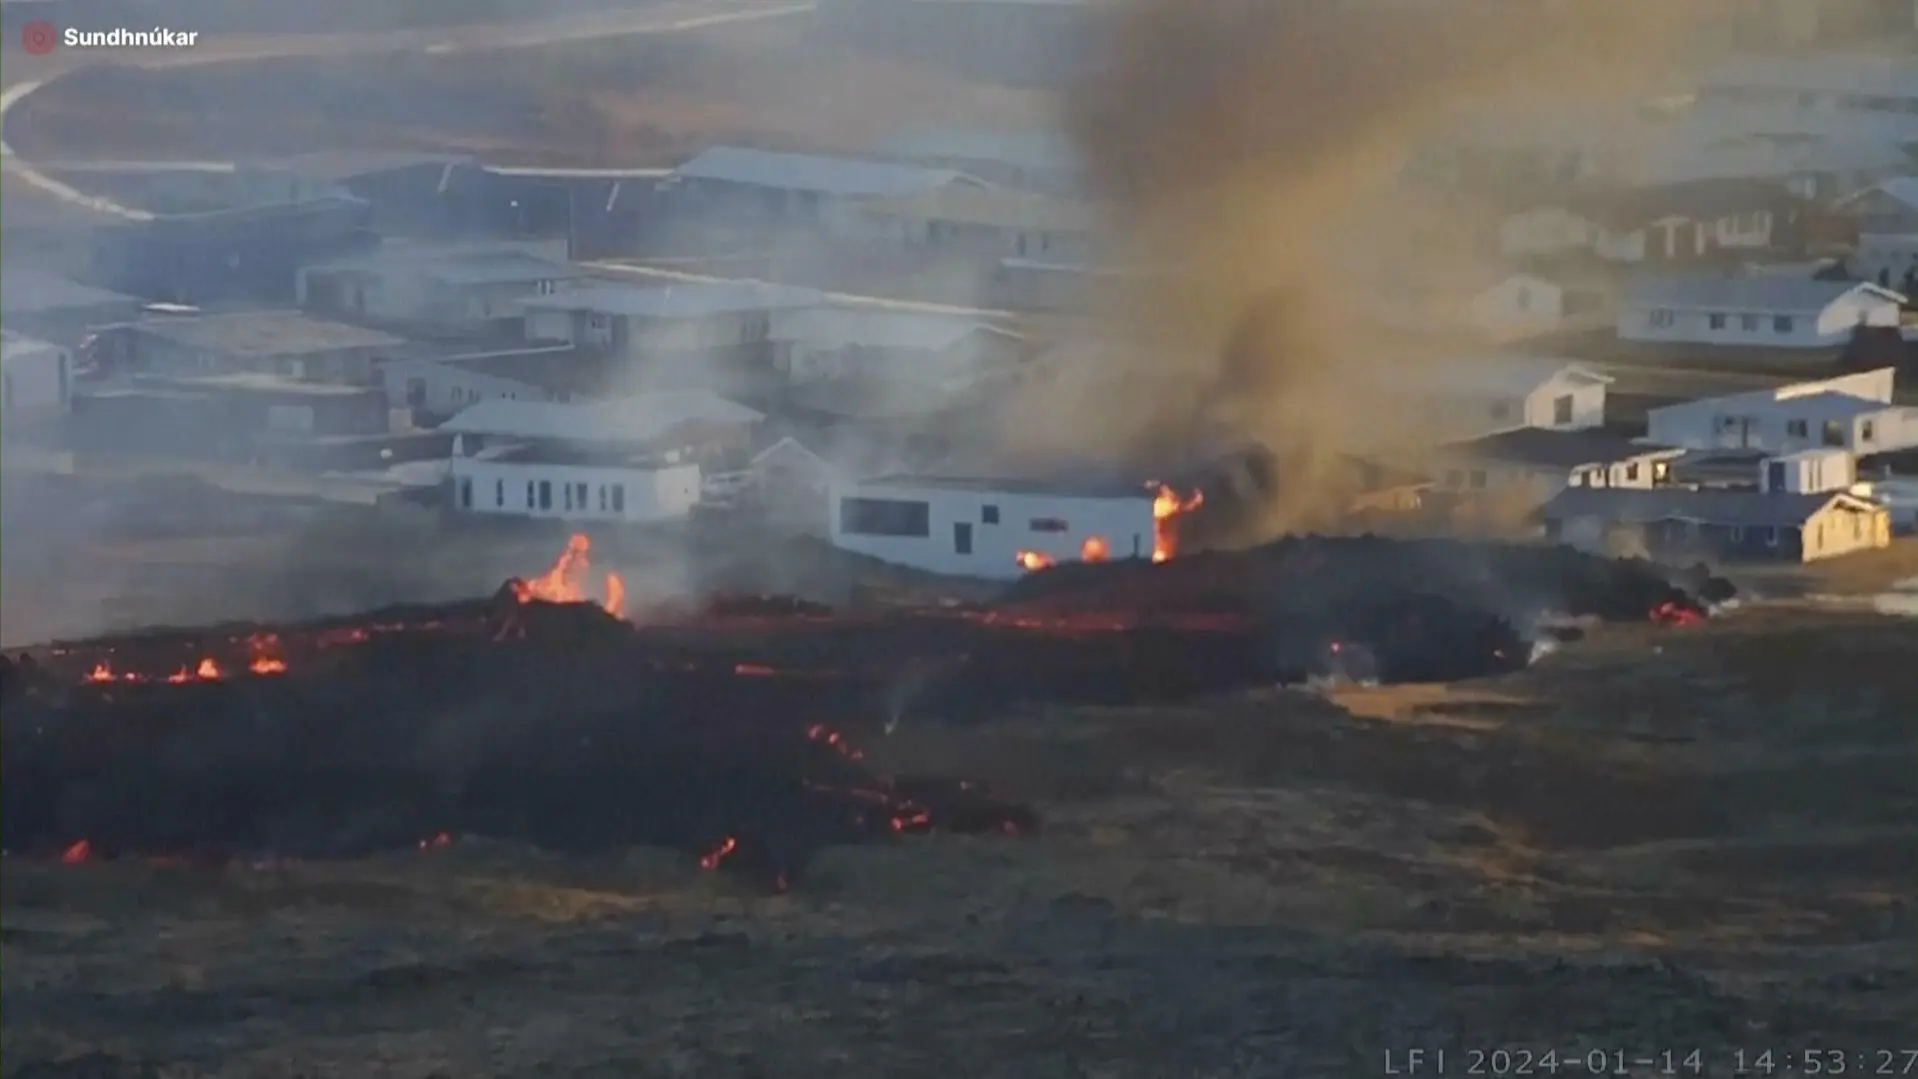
[994, 0, 1738, 537]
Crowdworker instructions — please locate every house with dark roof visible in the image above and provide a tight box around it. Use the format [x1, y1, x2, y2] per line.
[295, 245, 581, 333]
[1618, 275, 1905, 348]
[1538, 486, 1889, 562]
[1431, 426, 1684, 505]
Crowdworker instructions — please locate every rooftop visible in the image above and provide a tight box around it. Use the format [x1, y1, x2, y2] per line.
[127, 311, 407, 357]
[519, 282, 824, 319]
[1440, 427, 1676, 469]
[134, 372, 378, 397]
[674, 146, 989, 199]
[853, 472, 1158, 501]
[440, 392, 765, 444]
[1, 330, 62, 364]
[862, 187, 1100, 232]
[1540, 486, 1866, 529]
[309, 246, 578, 286]
[0, 267, 142, 316]
[767, 307, 1019, 353]
[1623, 275, 1900, 313]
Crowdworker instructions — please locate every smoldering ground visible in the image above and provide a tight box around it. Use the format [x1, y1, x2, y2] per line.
[985, 0, 1744, 539]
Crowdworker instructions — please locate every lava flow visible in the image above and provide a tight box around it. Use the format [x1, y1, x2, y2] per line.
[511, 533, 626, 618]
[1150, 483, 1204, 562]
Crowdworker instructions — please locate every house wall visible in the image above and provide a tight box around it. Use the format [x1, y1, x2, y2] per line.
[1, 343, 72, 414]
[828, 482, 1157, 580]
[449, 457, 702, 522]
[1650, 394, 1918, 454]
[1469, 277, 1566, 335]
[778, 331, 1020, 385]
[1521, 378, 1607, 430]
[1565, 452, 1677, 490]
[127, 334, 388, 383]
[382, 356, 572, 418]
[1760, 450, 1856, 493]
[1618, 292, 1899, 348]
[303, 268, 567, 330]
[522, 308, 773, 354]
[866, 212, 1094, 265]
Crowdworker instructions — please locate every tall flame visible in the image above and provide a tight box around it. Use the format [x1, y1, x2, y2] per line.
[517, 533, 625, 618]
[1150, 484, 1203, 563]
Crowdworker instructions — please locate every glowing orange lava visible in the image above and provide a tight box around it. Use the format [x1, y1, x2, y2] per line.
[1080, 536, 1109, 562]
[517, 533, 626, 618]
[1015, 550, 1054, 572]
[699, 835, 738, 870]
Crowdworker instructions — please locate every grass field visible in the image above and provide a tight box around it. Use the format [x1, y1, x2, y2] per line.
[5, 601, 1913, 1076]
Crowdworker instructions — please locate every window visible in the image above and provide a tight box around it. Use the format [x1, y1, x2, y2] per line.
[1773, 315, 1794, 334]
[495, 479, 505, 508]
[981, 504, 1000, 525]
[953, 521, 973, 555]
[563, 484, 574, 512]
[611, 485, 625, 514]
[1029, 517, 1070, 532]
[1728, 525, 1745, 542]
[526, 481, 536, 508]
[840, 497, 931, 537]
[1739, 313, 1759, 331]
[574, 483, 589, 510]
[1708, 313, 1726, 330]
[1648, 308, 1675, 327]
[1467, 470, 1487, 490]
[1861, 420, 1875, 443]
[1764, 527, 1780, 547]
[536, 279, 558, 295]
[1718, 415, 1740, 431]
[598, 486, 608, 513]
[405, 377, 426, 407]
[1625, 462, 1640, 483]
[1822, 421, 1844, 447]
[1552, 394, 1573, 425]
[538, 480, 552, 511]
[1786, 419, 1809, 438]
[459, 478, 473, 509]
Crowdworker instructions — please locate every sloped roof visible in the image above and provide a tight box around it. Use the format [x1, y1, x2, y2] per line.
[674, 146, 988, 199]
[128, 310, 405, 357]
[1623, 275, 1903, 313]
[1540, 487, 1865, 529]
[0, 266, 142, 315]
[441, 392, 764, 443]
[520, 282, 824, 319]
[767, 307, 1018, 352]
[1836, 176, 1918, 215]
[1440, 427, 1675, 469]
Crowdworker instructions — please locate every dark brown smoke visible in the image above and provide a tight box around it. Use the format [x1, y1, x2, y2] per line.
[996, 0, 1738, 537]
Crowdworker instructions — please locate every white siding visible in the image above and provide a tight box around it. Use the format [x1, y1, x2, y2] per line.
[1520, 376, 1607, 430]
[1649, 398, 1918, 454]
[525, 309, 578, 344]
[1566, 452, 1680, 490]
[450, 458, 702, 523]
[1619, 290, 1901, 348]
[1760, 450, 1855, 494]
[828, 481, 1157, 580]
[383, 357, 570, 416]
[0, 341, 71, 413]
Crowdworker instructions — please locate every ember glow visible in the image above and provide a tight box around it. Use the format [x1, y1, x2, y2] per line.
[1150, 484, 1204, 563]
[1649, 601, 1706, 627]
[513, 533, 627, 618]
[699, 835, 738, 870]
[1081, 536, 1110, 562]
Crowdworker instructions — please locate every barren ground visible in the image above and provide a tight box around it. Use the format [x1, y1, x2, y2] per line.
[5, 21, 1056, 167]
[4, 517, 1916, 1075]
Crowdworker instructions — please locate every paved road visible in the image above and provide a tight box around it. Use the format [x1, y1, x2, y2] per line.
[0, 0, 812, 219]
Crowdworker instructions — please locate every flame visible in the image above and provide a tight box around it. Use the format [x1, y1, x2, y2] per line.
[1649, 601, 1705, 627]
[61, 839, 93, 864]
[518, 533, 626, 617]
[698, 835, 738, 870]
[247, 633, 288, 675]
[1015, 550, 1055, 572]
[1080, 536, 1110, 562]
[1149, 484, 1204, 563]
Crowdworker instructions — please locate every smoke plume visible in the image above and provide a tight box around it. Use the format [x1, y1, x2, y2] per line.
[996, 0, 1739, 538]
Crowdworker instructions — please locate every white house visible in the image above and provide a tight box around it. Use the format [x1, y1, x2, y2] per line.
[519, 282, 823, 354]
[1617, 276, 1905, 348]
[296, 246, 581, 331]
[1464, 274, 1617, 338]
[379, 344, 603, 418]
[828, 473, 1158, 581]
[766, 307, 1024, 387]
[1381, 358, 1614, 441]
[441, 393, 764, 523]
[1498, 178, 1806, 264]
[0, 330, 73, 416]
[666, 146, 991, 229]
[1836, 178, 1918, 285]
[1646, 367, 1918, 455]
[1432, 427, 1683, 503]
[859, 187, 1100, 265]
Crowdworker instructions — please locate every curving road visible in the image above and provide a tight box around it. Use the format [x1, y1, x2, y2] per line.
[0, 0, 812, 221]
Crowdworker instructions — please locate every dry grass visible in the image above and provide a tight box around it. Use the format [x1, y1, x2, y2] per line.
[8, 605, 1913, 1076]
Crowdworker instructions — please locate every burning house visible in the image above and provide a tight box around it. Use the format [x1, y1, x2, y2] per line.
[827, 473, 1202, 580]
[440, 393, 764, 523]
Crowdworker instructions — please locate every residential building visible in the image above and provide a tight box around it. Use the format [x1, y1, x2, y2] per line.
[1835, 178, 1918, 285]
[1617, 276, 1904, 348]
[859, 187, 1100, 265]
[0, 330, 73, 416]
[0, 266, 145, 345]
[876, 129, 1083, 194]
[87, 310, 407, 383]
[1465, 273, 1613, 339]
[378, 345, 604, 422]
[665, 147, 990, 229]
[69, 372, 396, 460]
[766, 307, 1024, 386]
[1623, 138, 1910, 202]
[1538, 486, 1890, 563]
[1645, 367, 1918, 454]
[518, 281, 822, 355]
[441, 394, 765, 522]
[296, 245, 581, 332]
[1499, 179, 1810, 264]
[1383, 358, 1614, 441]
[1696, 54, 1918, 117]
[1431, 427, 1683, 504]
[87, 196, 377, 305]
[828, 473, 1158, 580]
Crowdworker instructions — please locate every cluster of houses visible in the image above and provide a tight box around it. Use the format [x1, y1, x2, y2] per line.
[3, 50, 1917, 579]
